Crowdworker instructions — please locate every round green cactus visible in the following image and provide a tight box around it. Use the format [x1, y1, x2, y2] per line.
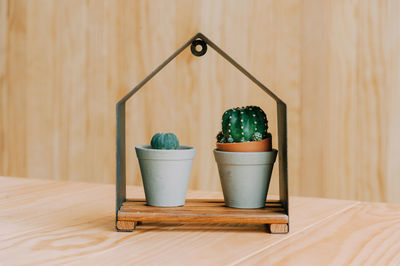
[150, 133, 179, 150]
[218, 106, 269, 143]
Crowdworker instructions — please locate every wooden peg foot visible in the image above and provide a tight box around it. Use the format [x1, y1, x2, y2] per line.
[116, 221, 137, 232]
[267, 223, 288, 234]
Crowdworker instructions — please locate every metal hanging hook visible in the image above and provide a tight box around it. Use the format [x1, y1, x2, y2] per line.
[190, 39, 207, 56]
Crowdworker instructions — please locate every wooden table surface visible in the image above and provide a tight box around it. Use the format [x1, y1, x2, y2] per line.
[1, 176, 399, 265]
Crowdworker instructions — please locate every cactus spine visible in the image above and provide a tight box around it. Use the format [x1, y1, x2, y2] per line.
[218, 106, 269, 143]
[151, 133, 179, 149]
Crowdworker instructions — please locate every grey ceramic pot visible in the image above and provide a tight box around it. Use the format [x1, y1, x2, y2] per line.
[135, 145, 196, 207]
[213, 149, 278, 208]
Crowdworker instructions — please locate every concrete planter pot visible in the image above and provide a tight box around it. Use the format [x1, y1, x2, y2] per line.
[135, 145, 196, 207]
[214, 149, 278, 208]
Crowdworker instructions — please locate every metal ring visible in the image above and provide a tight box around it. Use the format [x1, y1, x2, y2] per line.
[191, 39, 207, 57]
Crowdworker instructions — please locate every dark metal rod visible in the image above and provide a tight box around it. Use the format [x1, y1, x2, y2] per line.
[116, 102, 126, 217]
[277, 102, 289, 216]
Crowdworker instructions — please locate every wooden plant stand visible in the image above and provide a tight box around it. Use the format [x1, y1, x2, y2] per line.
[116, 33, 289, 234]
[117, 199, 288, 234]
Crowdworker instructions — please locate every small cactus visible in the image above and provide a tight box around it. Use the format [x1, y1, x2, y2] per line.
[216, 131, 226, 143]
[217, 106, 269, 143]
[151, 133, 179, 149]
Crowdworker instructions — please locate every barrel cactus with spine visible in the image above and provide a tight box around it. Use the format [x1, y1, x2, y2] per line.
[151, 133, 179, 149]
[217, 106, 269, 143]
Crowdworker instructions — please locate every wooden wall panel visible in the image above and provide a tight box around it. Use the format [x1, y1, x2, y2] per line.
[0, 0, 399, 203]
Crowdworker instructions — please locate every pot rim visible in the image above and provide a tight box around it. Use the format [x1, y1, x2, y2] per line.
[135, 145, 196, 160]
[135, 145, 195, 151]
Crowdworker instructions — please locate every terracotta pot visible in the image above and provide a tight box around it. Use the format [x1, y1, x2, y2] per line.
[216, 137, 272, 152]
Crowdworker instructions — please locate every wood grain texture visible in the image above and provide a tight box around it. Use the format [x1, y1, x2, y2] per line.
[118, 199, 288, 225]
[0, 176, 366, 265]
[0, 1, 399, 203]
[239, 202, 400, 265]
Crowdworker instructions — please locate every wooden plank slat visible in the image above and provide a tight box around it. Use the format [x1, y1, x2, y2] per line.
[120, 205, 284, 214]
[118, 211, 288, 224]
[118, 200, 288, 225]
[123, 199, 283, 208]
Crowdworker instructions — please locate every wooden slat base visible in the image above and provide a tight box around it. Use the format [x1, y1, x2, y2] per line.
[117, 199, 288, 234]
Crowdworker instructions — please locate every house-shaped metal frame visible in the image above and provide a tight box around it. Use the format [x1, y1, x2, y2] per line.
[115, 32, 289, 231]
